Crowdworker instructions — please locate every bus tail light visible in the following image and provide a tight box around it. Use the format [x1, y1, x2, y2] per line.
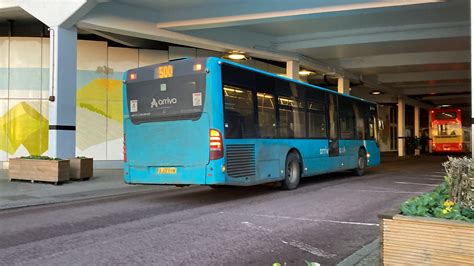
[209, 129, 223, 160]
[123, 134, 127, 162]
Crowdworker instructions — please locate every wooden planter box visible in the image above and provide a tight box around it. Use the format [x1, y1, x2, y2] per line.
[9, 158, 70, 185]
[379, 214, 474, 265]
[69, 158, 93, 180]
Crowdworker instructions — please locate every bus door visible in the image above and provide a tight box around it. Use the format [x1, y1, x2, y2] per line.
[328, 94, 339, 157]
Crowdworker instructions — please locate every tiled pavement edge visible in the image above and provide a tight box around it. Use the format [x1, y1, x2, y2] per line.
[337, 239, 380, 266]
[0, 169, 166, 210]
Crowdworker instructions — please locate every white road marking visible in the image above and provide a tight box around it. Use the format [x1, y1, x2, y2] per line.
[241, 221, 273, 232]
[334, 188, 426, 194]
[240, 221, 333, 259]
[394, 181, 438, 187]
[281, 239, 335, 258]
[227, 212, 378, 227]
[398, 177, 443, 181]
[418, 177, 443, 181]
[422, 174, 445, 177]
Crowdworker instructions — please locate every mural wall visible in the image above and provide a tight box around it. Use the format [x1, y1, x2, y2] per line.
[0, 37, 285, 163]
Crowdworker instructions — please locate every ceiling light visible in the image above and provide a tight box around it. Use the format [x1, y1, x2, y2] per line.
[299, 70, 314, 76]
[226, 51, 247, 60]
[440, 104, 451, 108]
[370, 90, 382, 95]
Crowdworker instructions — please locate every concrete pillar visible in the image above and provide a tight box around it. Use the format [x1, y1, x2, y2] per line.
[286, 60, 299, 80]
[47, 26, 77, 159]
[338, 77, 350, 94]
[397, 98, 406, 157]
[414, 106, 420, 137]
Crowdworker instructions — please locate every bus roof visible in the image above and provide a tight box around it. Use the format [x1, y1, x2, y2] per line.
[126, 56, 378, 105]
[216, 57, 377, 105]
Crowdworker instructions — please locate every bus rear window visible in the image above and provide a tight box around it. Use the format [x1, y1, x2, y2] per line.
[126, 73, 206, 124]
[435, 111, 457, 120]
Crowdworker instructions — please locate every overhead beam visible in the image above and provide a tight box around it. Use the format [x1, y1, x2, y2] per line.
[351, 79, 432, 108]
[430, 98, 471, 105]
[77, 2, 296, 62]
[379, 70, 470, 83]
[403, 96, 432, 109]
[421, 94, 470, 101]
[403, 85, 469, 95]
[77, 1, 433, 111]
[332, 51, 470, 69]
[0, 0, 19, 11]
[18, 0, 98, 28]
[181, 28, 275, 53]
[155, 0, 443, 31]
[83, 29, 138, 47]
[78, 2, 370, 87]
[275, 22, 469, 50]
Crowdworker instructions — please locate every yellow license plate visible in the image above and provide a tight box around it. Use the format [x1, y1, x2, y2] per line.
[157, 167, 176, 174]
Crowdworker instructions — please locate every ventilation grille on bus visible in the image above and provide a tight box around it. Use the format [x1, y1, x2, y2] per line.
[226, 144, 256, 178]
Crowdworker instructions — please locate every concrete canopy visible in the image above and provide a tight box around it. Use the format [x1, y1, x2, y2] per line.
[2, 0, 471, 109]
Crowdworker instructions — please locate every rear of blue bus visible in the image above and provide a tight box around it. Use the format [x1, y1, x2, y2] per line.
[122, 58, 226, 185]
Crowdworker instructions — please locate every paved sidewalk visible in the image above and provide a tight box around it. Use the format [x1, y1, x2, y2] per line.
[0, 169, 163, 210]
[338, 239, 380, 266]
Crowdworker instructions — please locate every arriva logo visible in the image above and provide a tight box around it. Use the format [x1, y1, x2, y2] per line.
[151, 97, 177, 108]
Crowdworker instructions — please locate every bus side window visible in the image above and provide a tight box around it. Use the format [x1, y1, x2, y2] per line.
[367, 104, 377, 140]
[223, 85, 257, 139]
[278, 96, 306, 138]
[221, 64, 258, 139]
[256, 74, 277, 138]
[306, 87, 327, 139]
[354, 102, 365, 139]
[307, 101, 327, 138]
[339, 97, 355, 139]
[276, 80, 306, 139]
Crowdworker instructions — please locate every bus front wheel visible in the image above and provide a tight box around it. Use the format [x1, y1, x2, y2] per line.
[281, 153, 301, 190]
[353, 148, 367, 176]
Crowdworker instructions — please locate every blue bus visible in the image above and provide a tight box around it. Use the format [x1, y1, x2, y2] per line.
[122, 57, 380, 189]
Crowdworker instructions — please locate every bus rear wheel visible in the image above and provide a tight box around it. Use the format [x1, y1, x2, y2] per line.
[353, 148, 367, 176]
[281, 153, 301, 190]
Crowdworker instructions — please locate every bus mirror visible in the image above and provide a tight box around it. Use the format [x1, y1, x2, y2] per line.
[378, 120, 384, 130]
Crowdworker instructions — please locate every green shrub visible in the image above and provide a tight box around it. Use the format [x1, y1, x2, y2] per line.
[75, 156, 90, 159]
[401, 156, 474, 223]
[400, 181, 473, 223]
[20, 155, 62, 160]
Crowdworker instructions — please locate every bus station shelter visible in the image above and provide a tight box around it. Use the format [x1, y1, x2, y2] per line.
[0, 0, 471, 168]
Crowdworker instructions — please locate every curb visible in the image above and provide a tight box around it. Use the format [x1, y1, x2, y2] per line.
[0, 186, 165, 211]
[337, 239, 379, 266]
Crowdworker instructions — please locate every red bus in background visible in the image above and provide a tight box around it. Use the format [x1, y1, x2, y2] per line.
[430, 108, 464, 153]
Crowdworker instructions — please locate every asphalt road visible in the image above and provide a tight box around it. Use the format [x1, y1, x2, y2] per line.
[0, 156, 447, 265]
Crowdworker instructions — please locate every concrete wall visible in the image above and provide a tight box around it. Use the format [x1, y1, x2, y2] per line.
[0, 37, 285, 164]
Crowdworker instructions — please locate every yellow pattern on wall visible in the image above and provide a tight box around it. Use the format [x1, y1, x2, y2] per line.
[0, 78, 124, 155]
[0, 102, 48, 155]
[77, 78, 123, 122]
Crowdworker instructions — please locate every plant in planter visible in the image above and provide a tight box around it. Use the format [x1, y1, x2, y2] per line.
[379, 156, 474, 264]
[69, 156, 93, 181]
[413, 137, 422, 156]
[9, 155, 70, 185]
[406, 137, 422, 155]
